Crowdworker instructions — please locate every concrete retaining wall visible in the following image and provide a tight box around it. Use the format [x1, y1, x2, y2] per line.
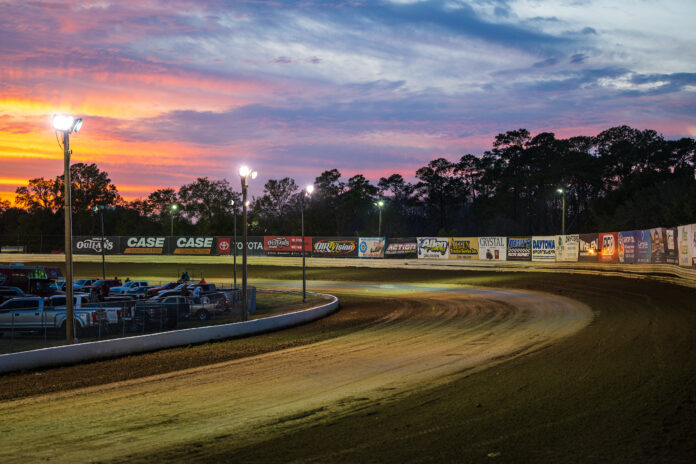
[0, 293, 338, 374]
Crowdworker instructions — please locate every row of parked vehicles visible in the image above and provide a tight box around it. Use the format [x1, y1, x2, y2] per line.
[0, 272, 240, 338]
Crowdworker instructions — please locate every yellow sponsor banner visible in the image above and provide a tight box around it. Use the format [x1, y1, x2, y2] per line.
[124, 248, 164, 254]
[449, 237, 479, 260]
[173, 248, 212, 255]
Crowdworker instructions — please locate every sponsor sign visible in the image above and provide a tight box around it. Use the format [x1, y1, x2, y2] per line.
[677, 224, 696, 267]
[264, 236, 312, 256]
[217, 237, 231, 255]
[618, 231, 636, 264]
[312, 237, 359, 258]
[634, 230, 652, 263]
[171, 236, 215, 255]
[478, 236, 507, 261]
[578, 233, 599, 262]
[417, 237, 450, 259]
[122, 236, 167, 254]
[449, 237, 479, 260]
[231, 236, 265, 256]
[650, 228, 666, 263]
[73, 236, 119, 254]
[555, 235, 579, 262]
[358, 237, 385, 258]
[384, 237, 417, 259]
[664, 227, 678, 265]
[532, 236, 556, 261]
[598, 232, 618, 263]
[507, 237, 531, 261]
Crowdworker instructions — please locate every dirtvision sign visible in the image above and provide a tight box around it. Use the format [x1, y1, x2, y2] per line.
[73, 236, 119, 254]
[449, 237, 479, 260]
[122, 236, 167, 254]
[312, 237, 358, 258]
[358, 237, 385, 258]
[531, 236, 556, 261]
[417, 237, 449, 259]
[478, 236, 506, 261]
[172, 237, 215, 255]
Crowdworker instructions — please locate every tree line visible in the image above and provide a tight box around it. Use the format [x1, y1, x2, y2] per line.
[1, 125, 695, 252]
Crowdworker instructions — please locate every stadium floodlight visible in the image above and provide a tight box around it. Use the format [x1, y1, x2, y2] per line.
[375, 200, 385, 236]
[170, 203, 178, 236]
[306, 184, 314, 195]
[239, 166, 258, 321]
[556, 188, 566, 235]
[52, 114, 83, 345]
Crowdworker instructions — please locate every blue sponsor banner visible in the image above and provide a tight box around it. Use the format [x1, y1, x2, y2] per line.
[618, 231, 636, 264]
[634, 230, 652, 263]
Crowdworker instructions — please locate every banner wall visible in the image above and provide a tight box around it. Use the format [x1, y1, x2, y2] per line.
[312, 237, 359, 258]
[384, 238, 418, 259]
[664, 228, 678, 265]
[555, 234, 579, 262]
[618, 232, 636, 264]
[417, 237, 450, 259]
[598, 232, 618, 263]
[532, 236, 556, 261]
[634, 230, 652, 263]
[478, 237, 507, 261]
[229, 236, 265, 256]
[578, 233, 599, 262]
[358, 237, 386, 258]
[121, 236, 168, 255]
[171, 236, 215, 255]
[507, 237, 531, 261]
[677, 224, 696, 267]
[650, 228, 666, 263]
[264, 236, 312, 256]
[449, 237, 479, 260]
[73, 236, 120, 254]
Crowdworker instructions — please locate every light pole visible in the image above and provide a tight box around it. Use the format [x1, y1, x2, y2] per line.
[52, 114, 83, 345]
[375, 200, 385, 236]
[556, 188, 566, 236]
[93, 205, 115, 280]
[170, 203, 178, 236]
[230, 199, 237, 289]
[239, 166, 257, 321]
[301, 184, 314, 303]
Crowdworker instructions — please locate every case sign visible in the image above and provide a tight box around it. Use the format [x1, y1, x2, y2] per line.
[449, 237, 479, 260]
[478, 237, 507, 261]
[532, 236, 556, 261]
[417, 237, 450, 259]
[172, 237, 215, 255]
[122, 236, 167, 254]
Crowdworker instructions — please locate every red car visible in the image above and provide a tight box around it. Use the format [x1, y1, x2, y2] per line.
[82, 279, 122, 300]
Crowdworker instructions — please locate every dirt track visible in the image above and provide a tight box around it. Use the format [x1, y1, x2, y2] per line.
[0, 285, 591, 463]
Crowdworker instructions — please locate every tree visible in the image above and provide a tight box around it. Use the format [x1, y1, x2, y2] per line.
[177, 177, 238, 235]
[253, 178, 299, 234]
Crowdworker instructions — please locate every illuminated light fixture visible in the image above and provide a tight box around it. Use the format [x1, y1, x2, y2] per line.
[52, 114, 83, 133]
[306, 184, 314, 195]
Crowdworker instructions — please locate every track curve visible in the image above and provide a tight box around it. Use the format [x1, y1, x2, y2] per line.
[0, 284, 591, 463]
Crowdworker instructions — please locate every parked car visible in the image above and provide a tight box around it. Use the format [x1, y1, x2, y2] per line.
[108, 280, 149, 297]
[145, 282, 179, 298]
[55, 280, 66, 291]
[46, 293, 123, 326]
[82, 279, 122, 300]
[133, 295, 218, 330]
[0, 286, 25, 303]
[156, 282, 218, 300]
[0, 297, 103, 337]
[74, 278, 98, 291]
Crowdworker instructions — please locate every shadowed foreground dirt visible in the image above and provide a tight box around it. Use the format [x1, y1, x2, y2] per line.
[1, 269, 696, 463]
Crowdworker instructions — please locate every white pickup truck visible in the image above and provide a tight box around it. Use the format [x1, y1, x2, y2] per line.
[46, 294, 123, 325]
[0, 296, 105, 336]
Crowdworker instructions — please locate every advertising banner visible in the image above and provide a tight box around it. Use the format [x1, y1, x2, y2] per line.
[417, 237, 450, 259]
[231, 236, 265, 256]
[171, 236, 215, 255]
[264, 236, 312, 256]
[384, 237, 418, 259]
[677, 224, 696, 267]
[121, 236, 168, 255]
[507, 237, 531, 261]
[664, 228, 678, 265]
[73, 236, 119, 254]
[358, 237, 385, 258]
[532, 236, 556, 261]
[618, 231, 636, 264]
[312, 237, 359, 258]
[555, 234, 579, 262]
[634, 230, 652, 263]
[478, 237, 507, 261]
[598, 232, 618, 263]
[449, 237, 479, 260]
[217, 237, 231, 255]
[650, 228, 666, 263]
[578, 233, 599, 262]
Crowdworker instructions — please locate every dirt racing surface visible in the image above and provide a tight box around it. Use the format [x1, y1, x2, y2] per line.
[1, 268, 696, 463]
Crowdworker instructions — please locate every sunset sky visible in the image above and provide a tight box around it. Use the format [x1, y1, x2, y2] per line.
[1, 0, 695, 203]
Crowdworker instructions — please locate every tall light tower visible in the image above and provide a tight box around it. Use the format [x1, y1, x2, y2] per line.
[375, 200, 385, 236]
[230, 199, 238, 289]
[93, 205, 115, 280]
[170, 203, 178, 236]
[301, 184, 314, 303]
[556, 188, 566, 236]
[52, 114, 83, 344]
[239, 166, 257, 321]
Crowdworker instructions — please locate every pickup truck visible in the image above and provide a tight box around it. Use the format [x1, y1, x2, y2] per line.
[0, 297, 103, 337]
[108, 280, 149, 297]
[133, 295, 218, 330]
[82, 279, 122, 301]
[46, 294, 123, 326]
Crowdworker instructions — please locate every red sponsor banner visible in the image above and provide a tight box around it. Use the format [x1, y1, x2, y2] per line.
[598, 232, 618, 263]
[264, 236, 312, 254]
[217, 237, 231, 255]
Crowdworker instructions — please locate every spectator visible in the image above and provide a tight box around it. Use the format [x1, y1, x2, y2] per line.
[193, 286, 201, 304]
[200, 276, 207, 284]
[125, 277, 130, 283]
